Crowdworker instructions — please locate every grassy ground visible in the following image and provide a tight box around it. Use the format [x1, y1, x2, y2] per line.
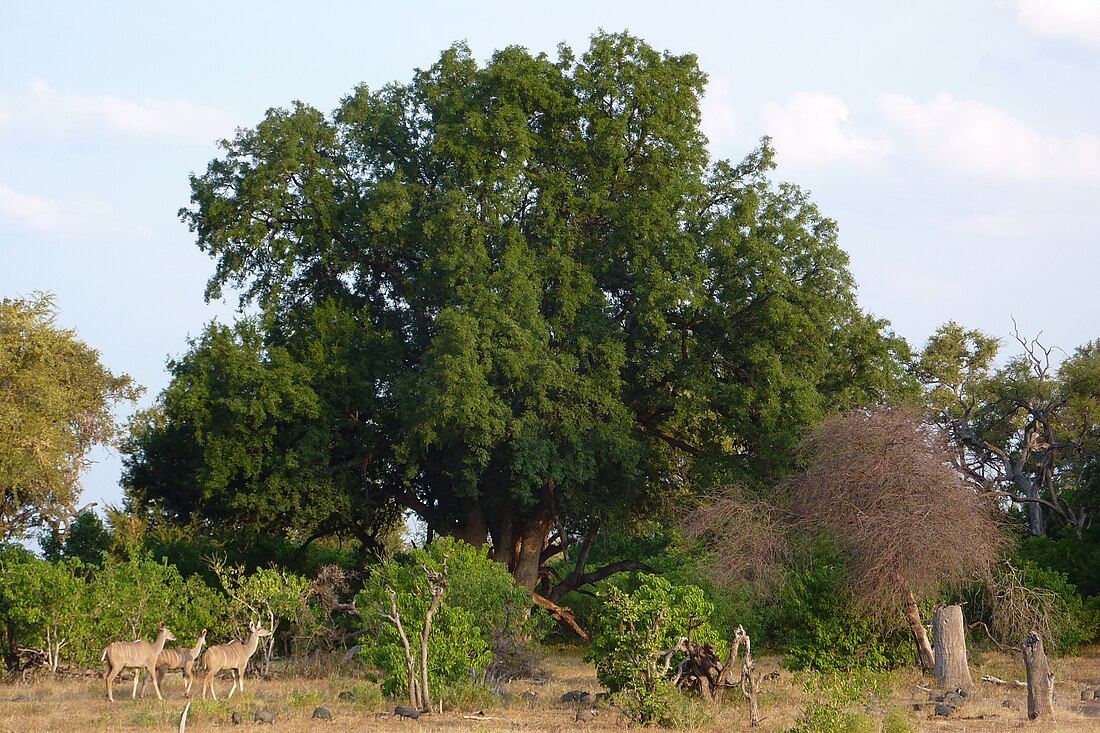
[0, 647, 1098, 732]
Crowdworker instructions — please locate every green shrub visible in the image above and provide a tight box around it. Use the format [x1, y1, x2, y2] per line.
[287, 688, 324, 708]
[785, 672, 878, 733]
[614, 678, 716, 728]
[355, 537, 524, 698]
[586, 575, 719, 725]
[440, 681, 499, 711]
[1009, 559, 1099, 653]
[331, 683, 384, 709]
[776, 557, 910, 673]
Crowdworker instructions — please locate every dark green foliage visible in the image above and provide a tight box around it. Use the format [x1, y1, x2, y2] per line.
[125, 32, 915, 590]
[965, 556, 1100, 654]
[139, 524, 361, 589]
[1013, 563, 1098, 653]
[774, 550, 911, 673]
[1018, 526, 1100, 599]
[41, 511, 111, 567]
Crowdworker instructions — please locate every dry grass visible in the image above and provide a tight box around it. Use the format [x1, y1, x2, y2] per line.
[0, 647, 1097, 732]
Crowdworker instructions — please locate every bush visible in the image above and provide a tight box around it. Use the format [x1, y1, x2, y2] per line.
[614, 678, 716, 728]
[439, 681, 500, 711]
[785, 672, 879, 733]
[330, 682, 384, 709]
[586, 575, 719, 724]
[354, 537, 525, 698]
[1018, 561, 1099, 653]
[882, 707, 917, 733]
[775, 555, 911, 673]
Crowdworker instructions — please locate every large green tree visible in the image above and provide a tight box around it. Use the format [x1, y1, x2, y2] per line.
[0, 294, 140, 540]
[124, 33, 912, 590]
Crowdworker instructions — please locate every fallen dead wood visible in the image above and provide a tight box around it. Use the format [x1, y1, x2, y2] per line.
[981, 675, 1027, 687]
[530, 592, 589, 641]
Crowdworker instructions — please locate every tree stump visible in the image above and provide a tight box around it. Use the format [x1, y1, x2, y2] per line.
[932, 605, 973, 689]
[1022, 631, 1054, 722]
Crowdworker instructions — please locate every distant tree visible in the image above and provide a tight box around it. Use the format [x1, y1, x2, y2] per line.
[917, 323, 1100, 536]
[0, 294, 140, 541]
[41, 510, 112, 566]
[127, 33, 914, 592]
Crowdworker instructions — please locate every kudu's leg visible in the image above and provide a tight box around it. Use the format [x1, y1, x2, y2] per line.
[105, 662, 117, 702]
[150, 663, 165, 700]
[131, 665, 141, 699]
[203, 669, 218, 701]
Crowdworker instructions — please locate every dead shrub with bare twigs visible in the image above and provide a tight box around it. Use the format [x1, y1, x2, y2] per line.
[683, 407, 1019, 669]
[783, 406, 1008, 624]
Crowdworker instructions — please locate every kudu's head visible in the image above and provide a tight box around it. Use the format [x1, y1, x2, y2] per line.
[157, 622, 177, 643]
[248, 621, 273, 639]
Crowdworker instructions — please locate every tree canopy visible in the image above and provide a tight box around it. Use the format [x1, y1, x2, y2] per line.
[917, 322, 1100, 536]
[123, 32, 913, 589]
[0, 293, 140, 541]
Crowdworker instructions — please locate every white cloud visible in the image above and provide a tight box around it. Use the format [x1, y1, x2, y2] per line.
[0, 184, 61, 232]
[0, 183, 152, 239]
[700, 76, 738, 148]
[759, 92, 893, 169]
[0, 80, 233, 146]
[1017, 0, 1100, 49]
[879, 93, 1100, 183]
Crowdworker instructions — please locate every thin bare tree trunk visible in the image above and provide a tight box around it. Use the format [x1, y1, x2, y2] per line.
[383, 588, 420, 709]
[932, 605, 973, 690]
[418, 566, 447, 712]
[1022, 631, 1054, 722]
[900, 577, 935, 672]
[740, 643, 761, 726]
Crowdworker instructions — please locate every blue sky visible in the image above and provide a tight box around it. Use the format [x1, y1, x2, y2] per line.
[3, 1, 1099, 512]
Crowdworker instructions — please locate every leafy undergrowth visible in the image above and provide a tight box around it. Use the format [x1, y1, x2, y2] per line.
[0, 647, 1097, 731]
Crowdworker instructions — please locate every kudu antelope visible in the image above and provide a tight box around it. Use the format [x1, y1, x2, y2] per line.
[201, 621, 272, 700]
[101, 623, 176, 702]
[141, 628, 206, 698]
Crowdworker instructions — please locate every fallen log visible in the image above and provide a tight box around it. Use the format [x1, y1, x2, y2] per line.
[530, 592, 589, 641]
[980, 675, 1027, 687]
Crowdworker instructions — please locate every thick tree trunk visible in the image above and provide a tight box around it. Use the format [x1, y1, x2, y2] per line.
[490, 508, 552, 591]
[445, 499, 489, 547]
[932, 605, 973, 690]
[900, 577, 935, 672]
[513, 511, 552, 590]
[1022, 631, 1055, 722]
